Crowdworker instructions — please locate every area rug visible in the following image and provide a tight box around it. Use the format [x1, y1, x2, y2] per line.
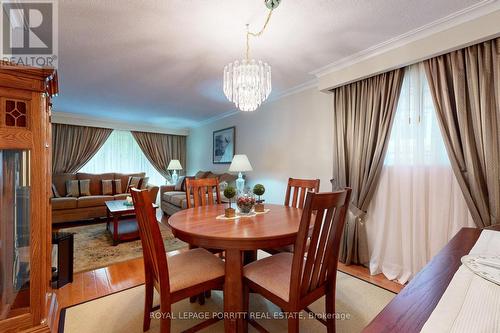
[60, 223, 187, 273]
[60, 271, 395, 333]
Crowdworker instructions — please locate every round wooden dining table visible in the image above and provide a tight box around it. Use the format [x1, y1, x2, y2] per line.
[168, 204, 303, 333]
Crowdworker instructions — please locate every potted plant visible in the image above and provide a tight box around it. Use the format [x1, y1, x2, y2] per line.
[253, 184, 265, 212]
[224, 186, 236, 218]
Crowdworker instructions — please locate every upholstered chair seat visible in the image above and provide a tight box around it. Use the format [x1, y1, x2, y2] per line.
[168, 248, 225, 293]
[244, 253, 293, 302]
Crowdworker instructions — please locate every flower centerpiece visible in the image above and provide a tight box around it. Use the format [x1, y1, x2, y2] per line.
[253, 184, 265, 212]
[237, 191, 256, 214]
[224, 186, 236, 218]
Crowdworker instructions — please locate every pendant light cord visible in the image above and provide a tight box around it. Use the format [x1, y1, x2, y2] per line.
[246, 9, 273, 60]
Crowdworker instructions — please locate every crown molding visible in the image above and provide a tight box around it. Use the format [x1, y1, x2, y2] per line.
[269, 79, 317, 102]
[311, 0, 499, 78]
[52, 111, 189, 136]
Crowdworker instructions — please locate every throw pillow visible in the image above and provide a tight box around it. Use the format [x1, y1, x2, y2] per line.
[140, 177, 149, 189]
[175, 176, 185, 191]
[79, 179, 91, 196]
[51, 184, 61, 198]
[127, 176, 141, 191]
[114, 179, 123, 194]
[102, 180, 113, 195]
[65, 180, 80, 197]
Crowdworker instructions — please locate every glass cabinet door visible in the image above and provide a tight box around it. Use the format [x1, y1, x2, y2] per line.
[0, 150, 30, 320]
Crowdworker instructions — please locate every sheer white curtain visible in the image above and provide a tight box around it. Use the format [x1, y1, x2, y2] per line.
[79, 130, 166, 187]
[366, 64, 474, 284]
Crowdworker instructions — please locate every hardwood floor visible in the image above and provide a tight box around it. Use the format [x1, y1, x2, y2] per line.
[52, 213, 404, 332]
[337, 263, 404, 294]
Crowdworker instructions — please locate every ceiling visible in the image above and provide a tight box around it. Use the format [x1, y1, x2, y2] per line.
[54, 0, 486, 129]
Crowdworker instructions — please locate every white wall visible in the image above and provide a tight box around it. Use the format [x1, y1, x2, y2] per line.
[187, 88, 333, 204]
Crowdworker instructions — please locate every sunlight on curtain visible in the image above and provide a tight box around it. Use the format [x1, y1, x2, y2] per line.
[79, 130, 166, 187]
[366, 64, 474, 284]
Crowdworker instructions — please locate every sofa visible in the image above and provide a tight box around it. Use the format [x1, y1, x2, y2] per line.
[160, 171, 237, 216]
[51, 172, 159, 224]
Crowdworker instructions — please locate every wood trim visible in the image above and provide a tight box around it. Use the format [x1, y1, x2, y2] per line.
[0, 129, 33, 148]
[0, 313, 33, 332]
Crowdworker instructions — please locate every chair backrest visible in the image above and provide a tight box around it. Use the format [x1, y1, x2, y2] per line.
[284, 178, 321, 209]
[185, 177, 221, 208]
[289, 188, 352, 305]
[130, 188, 170, 294]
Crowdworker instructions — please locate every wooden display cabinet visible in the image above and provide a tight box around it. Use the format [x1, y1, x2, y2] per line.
[0, 62, 58, 332]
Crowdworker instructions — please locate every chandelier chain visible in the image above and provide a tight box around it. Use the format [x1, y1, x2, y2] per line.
[246, 9, 273, 60]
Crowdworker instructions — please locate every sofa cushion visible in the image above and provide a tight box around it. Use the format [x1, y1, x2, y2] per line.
[77, 195, 114, 208]
[163, 191, 221, 209]
[163, 191, 185, 204]
[114, 179, 123, 194]
[127, 176, 142, 189]
[140, 177, 149, 189]
[77, 172, 115, 195]
[79, 179, 91, 196]
[115, 173, 145, 193]
[53, 173, 77, 197]
[102, 180, 113, 195]
[52, 197, 77, 210]
[65, 180, 80, 197]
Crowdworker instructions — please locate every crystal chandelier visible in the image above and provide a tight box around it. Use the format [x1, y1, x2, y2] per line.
[223, 0, 281, 112]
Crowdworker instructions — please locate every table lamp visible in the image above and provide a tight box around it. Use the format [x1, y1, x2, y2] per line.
[228, 154, 253, 193]
[167, 159, 183, 184]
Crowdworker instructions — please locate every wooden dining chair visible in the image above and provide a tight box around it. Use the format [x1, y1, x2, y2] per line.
[263, 178, 321, 255]
[184, 177, 223, 304]
[243, 188, 352, 333]
[185, 177, 221, 208]
[285, 178, 321, 209]
[130, 188, 225, 333]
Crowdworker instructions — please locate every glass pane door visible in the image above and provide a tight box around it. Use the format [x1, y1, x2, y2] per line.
[0, 150, 30, 319]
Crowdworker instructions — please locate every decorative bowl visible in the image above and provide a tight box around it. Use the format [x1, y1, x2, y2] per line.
[237, 193, 256, 214]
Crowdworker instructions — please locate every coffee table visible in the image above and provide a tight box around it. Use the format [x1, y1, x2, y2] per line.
[105, 200, 158, 246]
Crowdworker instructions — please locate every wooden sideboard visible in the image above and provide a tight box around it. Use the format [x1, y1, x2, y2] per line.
[363, 226, 500, 333]
[0, 62, 58, 332]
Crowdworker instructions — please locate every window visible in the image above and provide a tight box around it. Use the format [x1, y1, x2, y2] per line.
[79, 130, 165, 187]
[384, 64, 450, 166]
[366, 64, 473, 284]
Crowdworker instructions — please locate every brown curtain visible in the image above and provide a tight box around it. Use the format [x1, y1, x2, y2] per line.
[332, 68, 405, 265]
[52, 124, 113, 173]
[131, 131, 187, 180]
[424, 38, 499, 228]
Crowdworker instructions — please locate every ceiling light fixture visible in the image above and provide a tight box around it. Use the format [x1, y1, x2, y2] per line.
[223, 0, 281, 112]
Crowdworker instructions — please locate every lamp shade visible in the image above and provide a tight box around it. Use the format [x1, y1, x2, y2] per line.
[228, 154, 253, 173]
[167, 159, 183, 170]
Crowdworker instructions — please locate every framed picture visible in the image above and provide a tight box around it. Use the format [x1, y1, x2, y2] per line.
[213, 126, 235, 164]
